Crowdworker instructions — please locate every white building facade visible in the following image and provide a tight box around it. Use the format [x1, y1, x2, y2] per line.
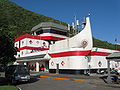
[14, 17, 120, 74]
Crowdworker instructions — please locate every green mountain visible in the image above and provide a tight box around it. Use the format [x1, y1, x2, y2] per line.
[0, 0, 66, 39]
[0, 0, 119, 50]
[93, 38, 120, 50]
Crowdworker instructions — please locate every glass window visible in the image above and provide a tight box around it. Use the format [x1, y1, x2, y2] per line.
[43, 29, 50, 33]
[36, 30, 43, 35]
[50, 29, 67, 36]
[36, 29, 67, 36]
[15, 65, 29, 74]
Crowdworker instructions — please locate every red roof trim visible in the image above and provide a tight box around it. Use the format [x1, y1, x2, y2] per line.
[15, 34, 65, 42]
[18, 46, 49, 51]
[50, 50, 91, 58]
[91, 51, 111, 56]
[49, 50, 111, 58]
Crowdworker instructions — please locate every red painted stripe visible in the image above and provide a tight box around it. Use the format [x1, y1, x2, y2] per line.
[41, 36, 65, 40]
[91, 51, 111, 56]
[18, 46, 35, 50]
[15, 34, 65, 42]
[49, 50, 111, 58]
[18, 46, 49, 51]
[50, 50, 91, 58]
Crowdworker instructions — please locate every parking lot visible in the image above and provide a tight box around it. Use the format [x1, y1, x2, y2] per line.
[1, 72, 120, 90]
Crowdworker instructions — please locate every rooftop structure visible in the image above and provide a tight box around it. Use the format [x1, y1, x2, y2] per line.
[31, 22, 68, 32]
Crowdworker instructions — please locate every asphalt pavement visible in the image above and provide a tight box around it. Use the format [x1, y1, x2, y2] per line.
[17, 72, 120, 90]
[1, 71, 120, 90]
[30, 72, 120, 87]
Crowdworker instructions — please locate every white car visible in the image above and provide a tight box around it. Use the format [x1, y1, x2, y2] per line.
[114, 68, 120, 75]
[117, 70, 120, 74]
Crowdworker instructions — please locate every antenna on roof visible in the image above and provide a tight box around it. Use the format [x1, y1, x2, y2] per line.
[74, 16, 77, 30]
[76, 20, 79, 26]
[74, 16, 80, 34]
[67, 24, 70, 31]
[72, 22, 75, 30]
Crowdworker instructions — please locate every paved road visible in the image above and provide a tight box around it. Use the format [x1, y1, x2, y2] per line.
[1, 72, 120, 90]
[17, 76, 120, 90]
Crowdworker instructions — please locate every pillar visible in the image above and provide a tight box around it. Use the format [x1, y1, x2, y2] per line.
[36, 62, 39, 72]
[107, 60, 112, 83]
[56, 63, 59, 74]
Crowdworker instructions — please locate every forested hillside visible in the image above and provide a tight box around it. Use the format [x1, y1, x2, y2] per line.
[0, 0, 120, 50]
[0, 0, 66, 39]
[93, 38, 120, 50]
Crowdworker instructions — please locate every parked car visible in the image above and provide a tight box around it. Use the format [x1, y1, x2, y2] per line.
[96, 70, 106, 74]
[114, 68, 120, 75]
[5, 65, 30, 84]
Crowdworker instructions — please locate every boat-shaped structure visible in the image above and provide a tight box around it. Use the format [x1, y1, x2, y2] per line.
[14, 17, 120, 74]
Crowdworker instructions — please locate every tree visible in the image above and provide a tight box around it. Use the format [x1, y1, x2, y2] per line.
[0, 28, 17, 66]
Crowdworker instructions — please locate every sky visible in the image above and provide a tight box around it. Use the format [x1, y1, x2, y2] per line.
[10, 0, 120, 44]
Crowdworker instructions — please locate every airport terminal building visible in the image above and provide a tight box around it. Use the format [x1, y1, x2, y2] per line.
[14, 17, 120, 74]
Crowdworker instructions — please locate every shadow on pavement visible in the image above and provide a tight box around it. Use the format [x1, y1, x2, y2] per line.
[16, 76, 40, 85]
[29, 76, 39, 83]
[100, 75, 120, 84]
[100, 76, 108, 83]
[0, 75, 39, 86]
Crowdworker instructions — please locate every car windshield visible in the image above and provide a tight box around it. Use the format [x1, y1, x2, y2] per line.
[15, 65, 29, 74]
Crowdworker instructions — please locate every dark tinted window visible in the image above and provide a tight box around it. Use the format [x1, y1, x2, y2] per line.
[15, 65, 29, 74]
[50, 29, 67, 36]
[36, 29, 67, 36]
[36, 30, 43, 35]
[43, 29, 50, 33]
[6, 65, 16, 73]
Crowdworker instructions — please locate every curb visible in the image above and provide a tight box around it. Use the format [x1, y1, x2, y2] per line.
[33, 75, 88, 82]
[16, 86, 22, 90]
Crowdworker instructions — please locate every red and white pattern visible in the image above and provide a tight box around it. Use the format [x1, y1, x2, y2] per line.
[15, 34, 66, 42]
[61, 61, 65, 66]
[15, 17, 120, 72]
[50, 50, 111, 58]
[51, 61, 54, 66]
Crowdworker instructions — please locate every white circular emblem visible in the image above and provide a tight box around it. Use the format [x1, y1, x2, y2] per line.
[81, 40, 88, 48]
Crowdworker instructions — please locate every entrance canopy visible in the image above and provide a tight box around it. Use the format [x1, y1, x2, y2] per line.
[16, 54, 51, 62]
[106, 52, 120, 61]
[106, 52, 120, 84]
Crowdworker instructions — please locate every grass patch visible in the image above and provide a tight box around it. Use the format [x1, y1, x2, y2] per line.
[0, 86, 17, 90]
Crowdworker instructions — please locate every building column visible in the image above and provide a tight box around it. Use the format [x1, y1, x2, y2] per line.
[36, 62, 39, 72]
[56, 63, 59, 74]
[107, 60, 112, 83]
